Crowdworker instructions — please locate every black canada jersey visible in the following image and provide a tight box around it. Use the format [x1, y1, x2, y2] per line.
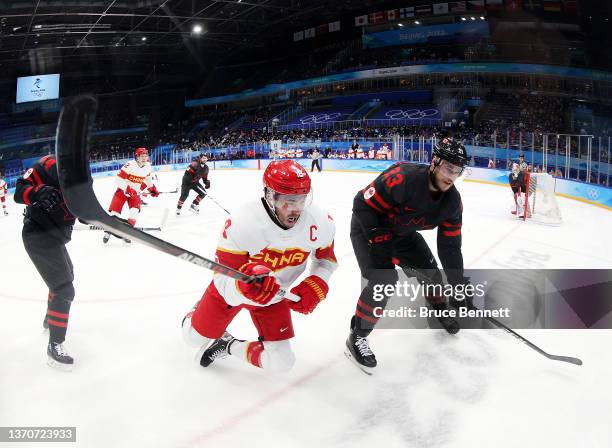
[509, 171, 527, 193]
[14, 155, 75, 242]
[183, 161, 209, 184]
[352, 162, 464, 283]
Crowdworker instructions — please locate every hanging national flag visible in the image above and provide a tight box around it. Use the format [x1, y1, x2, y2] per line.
[434, 3, 450, 14]
[293, 31, 304, 42]
[369, 11, 385, 24]
[543, 0, 561, 12]
[504, 0, 523, 10]
[355, 15, 369, 26]
[562, 0, 578, 14]
[450, 1, 467, 12]
[523, 0, 541, 9]
[468, 0, 485, 9]
[328, 21, 341, 32]
[304, 28, 315, 39]
[416, 4, 433, 15]
[400, 6, 415, 17]
[316, 24, 328, 35]
[385, 9, 399, 21]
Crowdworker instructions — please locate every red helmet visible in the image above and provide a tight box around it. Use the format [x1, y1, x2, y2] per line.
[263, 160, 311, 195]
[135, 147, 148, 158]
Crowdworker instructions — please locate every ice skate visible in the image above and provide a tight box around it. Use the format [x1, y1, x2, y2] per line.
[47, 342, 74, 372]
[344, 330, 377, 375]
[196, 332, 241, 367]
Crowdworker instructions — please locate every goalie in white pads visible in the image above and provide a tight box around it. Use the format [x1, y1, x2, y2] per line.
[509, 162, 529, 218]
[181, 160, 337, 373]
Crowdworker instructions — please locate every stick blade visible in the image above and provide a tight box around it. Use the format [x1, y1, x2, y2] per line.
[547, 354, 583, 366]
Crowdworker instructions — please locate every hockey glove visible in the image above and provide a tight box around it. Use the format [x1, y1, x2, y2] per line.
[367, 227, 394, 269]
[237, 262, 280, 305]
[147, 185, 160, 197]
[288, 275, 329, 314]
[203, 179, 211, 189]
[32, 185, 62, 213]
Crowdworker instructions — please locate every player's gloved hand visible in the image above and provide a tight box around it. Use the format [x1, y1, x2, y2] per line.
[288, 275, 329, 314]
[237, 262, 280, 305]
[367, 227, 394, 269]
[32, 185, 62, 212]
[147, 185, 160, 197]
[448, 277, 475, 310]
[204, 179, 211, 189]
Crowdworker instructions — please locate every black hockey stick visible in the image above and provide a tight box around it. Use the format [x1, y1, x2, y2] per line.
[54, 95, 267, 286]
[400, 265, 583, 366]
[205, 192, 230, 215]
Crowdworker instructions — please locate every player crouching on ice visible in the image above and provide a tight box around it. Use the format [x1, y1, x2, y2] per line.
[103, 147, 159, 243]
[345, 137, 472, 374]
[181, 160, 337, 372]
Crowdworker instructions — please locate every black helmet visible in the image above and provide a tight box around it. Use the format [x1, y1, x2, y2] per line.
[433, 137, 469, 167]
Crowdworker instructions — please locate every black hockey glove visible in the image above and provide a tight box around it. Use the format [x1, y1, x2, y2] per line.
[32, 186, 62, 213]
[367, 227, 394, 269]
[204, 179, 211, 189]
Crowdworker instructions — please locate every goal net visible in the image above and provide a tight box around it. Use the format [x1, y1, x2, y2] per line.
[522, 172, 562, 226]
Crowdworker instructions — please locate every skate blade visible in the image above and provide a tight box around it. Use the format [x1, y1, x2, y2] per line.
[47, 357, 74, 372]
[343, 349, 374, 376]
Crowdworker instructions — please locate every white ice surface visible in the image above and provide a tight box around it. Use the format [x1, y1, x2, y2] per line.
[1, 168, 611, 448]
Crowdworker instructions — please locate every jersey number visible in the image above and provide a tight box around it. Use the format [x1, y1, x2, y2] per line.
[222, 219, 232, 239]
[382, 166, 404, 188]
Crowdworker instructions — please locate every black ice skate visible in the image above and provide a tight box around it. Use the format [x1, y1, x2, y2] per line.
[344, 330, 377, 375]
[196, 332, 242, 367]
[189, 203, 199, 214]
[175, 208, 181, 216]
[47, 342, 74, 371]
[102, 231, 111, 244]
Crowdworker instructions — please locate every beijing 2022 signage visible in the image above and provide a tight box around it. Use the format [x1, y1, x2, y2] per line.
[16, 74, 60, 103]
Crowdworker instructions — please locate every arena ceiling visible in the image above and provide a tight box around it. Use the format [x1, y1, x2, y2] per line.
[0, 0, 382, 74]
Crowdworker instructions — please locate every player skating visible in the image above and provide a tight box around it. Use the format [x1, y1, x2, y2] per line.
[14, 155, 77, 370]
[181, 160, 337, 373]
[176, 153, 210, 215]
[0, 175, 8, 215]
[345, 137, 471, 374]
[103, 147, 159, 243]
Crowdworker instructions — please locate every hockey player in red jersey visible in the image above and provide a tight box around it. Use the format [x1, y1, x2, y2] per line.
[345, 137, 471, 374]
[0, 175, 8, 215]
[181, 160, 337, 372]
[103, 147, 159, 243]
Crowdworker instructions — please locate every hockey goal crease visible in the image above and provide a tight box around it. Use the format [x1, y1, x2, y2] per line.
[54, 95, 299, 301]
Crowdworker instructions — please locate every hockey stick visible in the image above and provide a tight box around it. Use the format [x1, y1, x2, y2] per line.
[205, 192, 230, 215]
[400, 265, 583, 366]
[54, 95, 299, 302]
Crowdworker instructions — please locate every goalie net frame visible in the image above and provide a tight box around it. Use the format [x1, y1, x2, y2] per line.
[522, 171, 562, 226]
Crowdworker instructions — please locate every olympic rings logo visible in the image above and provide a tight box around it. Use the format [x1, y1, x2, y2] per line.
[384, 109, 439, 120]
[299, 113, 342, 124]
[586, 188, 599, 200]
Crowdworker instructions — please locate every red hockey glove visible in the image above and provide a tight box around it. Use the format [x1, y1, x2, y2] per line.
[237, 262, 280, 305]
[288, 275, 329, 314]
[147, 185, 160, 197]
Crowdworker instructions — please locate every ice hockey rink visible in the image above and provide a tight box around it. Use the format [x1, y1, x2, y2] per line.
[1, 167, 611, 448]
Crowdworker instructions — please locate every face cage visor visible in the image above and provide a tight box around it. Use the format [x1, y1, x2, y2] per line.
[264, 188, 313, 216]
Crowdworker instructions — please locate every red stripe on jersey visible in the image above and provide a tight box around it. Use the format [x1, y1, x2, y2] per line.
[441, 221, 461, 228]
[357, 299, 374, 313]
[23, 186, 34, 205]
[442, 229, 461, 237]
[47, 310, 69, 319]
[315, 241, 337, 263]
[246, 341, 264, 367]
[47, 319, 68, 328]
[118, 170, 129, 179]
[215, 248, 249, 270]
[42, 155, 56, 170]
[364, 196, 384, 213]
[355, 309, 378, 324]
[31, 168, 43, 186]
[372, 190, 392, 210]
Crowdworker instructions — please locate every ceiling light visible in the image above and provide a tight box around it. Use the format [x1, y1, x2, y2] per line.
[193, 24, 203, 34]
[470, 17, 475, 20]
[461, 17, 466, 21]
[480, 16, 485, 20]
[141, 36, 147, 41]
[414, 20, 420, 25]
[398, 23, 403, 27]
